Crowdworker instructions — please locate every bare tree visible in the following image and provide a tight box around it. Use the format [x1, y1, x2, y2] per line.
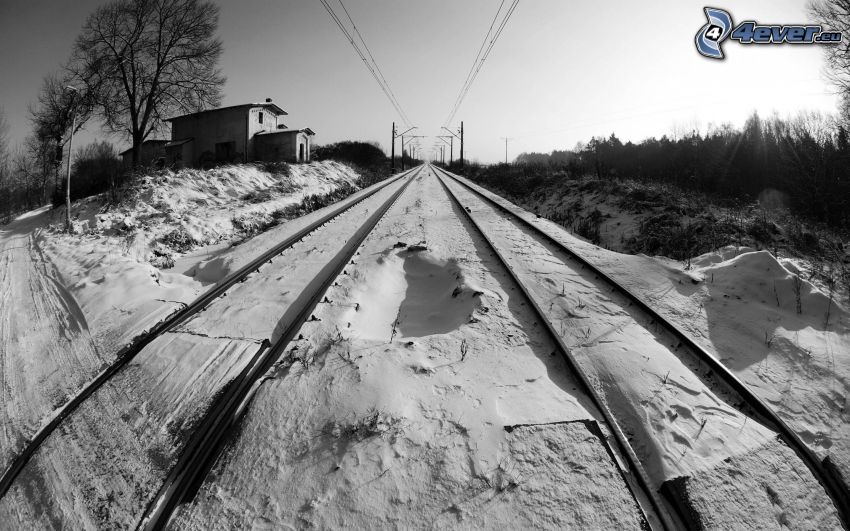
[23, 135, 55, 205]
[0, 107, 8, 163]
[11, 146, 40, 211]
[31, 72, 88, 148]
[0, 108, 11, 221]
[30, 72, 92, 231]
[69, 0, 225, 165]
[810, 0, 850, 123]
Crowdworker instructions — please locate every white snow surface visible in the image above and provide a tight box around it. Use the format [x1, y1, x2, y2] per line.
[171, 166, 647, 529]
[0, 164, 847, 529]
[0, 161, 362, 480]
[449, 172, 848, 524]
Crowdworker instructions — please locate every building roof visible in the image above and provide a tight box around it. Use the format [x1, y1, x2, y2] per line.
[164, 138, 194, 148]
[165, 102, 288, 122]
[257, 127, 316, 136]
[119, 139, 169, 156]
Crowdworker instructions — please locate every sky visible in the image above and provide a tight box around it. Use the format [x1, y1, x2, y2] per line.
[0, 0, 841, 163]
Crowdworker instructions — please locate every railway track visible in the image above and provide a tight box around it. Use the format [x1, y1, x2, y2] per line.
[4, 163, 845, 529]
[0, 166, 421, 506]
[432, 164, 850, 529]
[137, 167, 420, 529]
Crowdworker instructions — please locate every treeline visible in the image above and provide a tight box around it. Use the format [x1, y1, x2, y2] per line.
[313, 140, 418, 187]
[499, 112, 850, 230]
[0, 109, 122, 224]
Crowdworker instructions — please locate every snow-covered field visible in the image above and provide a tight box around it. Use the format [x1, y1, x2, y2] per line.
[0, 163, 847, 528]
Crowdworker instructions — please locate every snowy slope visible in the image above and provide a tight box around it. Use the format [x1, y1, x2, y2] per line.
[0, 161, 363, 484]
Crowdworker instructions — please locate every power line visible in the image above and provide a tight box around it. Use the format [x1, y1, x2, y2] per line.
[319, 0, 412, 127]
[444, 0, 505, 126]
[334, 0, 411, 126]
[320, 0, 409, 126]
[443, 0, 520, 127]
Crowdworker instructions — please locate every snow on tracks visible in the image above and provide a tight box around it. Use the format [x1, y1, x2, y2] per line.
[0, 168, 419, 528]
[435, 166, 846, 529]
[168, 165, 647, 529]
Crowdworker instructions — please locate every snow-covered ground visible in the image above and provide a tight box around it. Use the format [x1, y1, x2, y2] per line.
[0, 167, 406, 528]
[0, 161, 361, 484]
[452, 172, 850, 522]
[442, 171, 841, 528]
[0, 163, 847, 528]
[171, 166, 647, 529]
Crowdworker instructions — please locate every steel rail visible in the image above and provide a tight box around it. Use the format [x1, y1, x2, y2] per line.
[432, 165, 674, 531]
[433, 164, 850, 529]
[0, 166, 421, 501]
[137, 167, 421, 530]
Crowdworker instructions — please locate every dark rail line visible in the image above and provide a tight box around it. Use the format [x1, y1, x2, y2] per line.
[433, 166, 674, 531]
[0, 166, 420, 502]
[433, 164, 850, 529]
[138, 167, 420, 529]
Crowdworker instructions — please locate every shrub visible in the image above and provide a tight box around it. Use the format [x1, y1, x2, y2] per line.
[159, 227, 198, 253]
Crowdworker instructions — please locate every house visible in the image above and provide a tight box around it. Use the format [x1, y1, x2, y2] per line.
[120, 139, 168, 168]
[164, 99, 315, 168]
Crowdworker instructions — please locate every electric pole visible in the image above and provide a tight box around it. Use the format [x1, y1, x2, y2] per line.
[437, 136, 452, 166]
[403, 135, 423, 168]
[460, 121, 464, 168]
[396, 126, 416, 172]
[501, 137, 513, 164]
[391, 122, 396, 173]
[441, 128, 459, 167]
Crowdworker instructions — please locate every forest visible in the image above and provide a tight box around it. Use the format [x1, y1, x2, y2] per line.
[470, 112, 850, 231]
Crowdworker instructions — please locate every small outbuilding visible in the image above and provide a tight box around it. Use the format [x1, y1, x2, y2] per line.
[164, 99, 315, 168]
[120, 139, 168, 168]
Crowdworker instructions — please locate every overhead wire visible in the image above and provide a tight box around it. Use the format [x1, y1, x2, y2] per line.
[334, 0, 412, 126]
[319, 0, 412, 127]
[443, 0, 520, 128]
[444, 0, 505, 127]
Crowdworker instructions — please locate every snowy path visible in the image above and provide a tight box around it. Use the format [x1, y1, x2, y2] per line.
[170, 165, 647, 529]
[0, 208, 106, 475]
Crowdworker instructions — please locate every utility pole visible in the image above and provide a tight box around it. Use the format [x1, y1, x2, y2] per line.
[437, 136, 453, 166]
[391, 122, 396, 173]
[460, 121, 464, 168]
[403, 135, 423, 167]
[501, 137, 513, 164]
[396, 126, 416, 172]
[441, 128, 459, 167]
[65, 86, 78, 233]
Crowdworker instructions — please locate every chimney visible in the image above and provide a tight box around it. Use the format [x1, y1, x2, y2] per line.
[265, 97, 272, 103]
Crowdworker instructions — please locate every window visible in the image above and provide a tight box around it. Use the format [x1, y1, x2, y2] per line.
[258, 111, 263, 124]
